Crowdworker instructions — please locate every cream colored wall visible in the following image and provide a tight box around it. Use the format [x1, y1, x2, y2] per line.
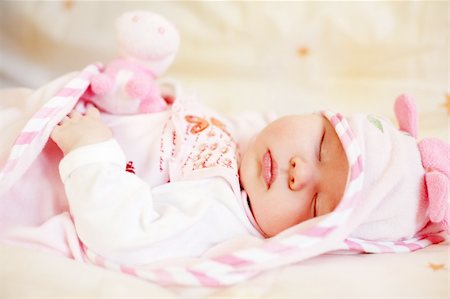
[0, 1, 448, 140]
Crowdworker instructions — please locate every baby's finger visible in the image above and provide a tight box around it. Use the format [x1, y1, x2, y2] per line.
[68, 110, 82, 119]
[51, 122, 64, 140]
[57, 116, 70, 126]
[85, 106, 100, 118]
[51, 125, 60, 137]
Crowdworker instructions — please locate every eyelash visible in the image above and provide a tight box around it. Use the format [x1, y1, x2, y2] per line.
[313, 193, 318, 217]
[319, 129, 325, 161]
[314, 129, 325, 217]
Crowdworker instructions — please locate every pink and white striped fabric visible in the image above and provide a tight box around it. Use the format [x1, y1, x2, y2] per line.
[75, 109, 444, 287]
[0, 64, 101, 196]
[0, 66, 445, 287]
[79, 233, 445, 287]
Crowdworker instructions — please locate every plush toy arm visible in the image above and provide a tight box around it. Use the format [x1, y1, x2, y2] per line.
[138, 82, 167, 113]
[91, 73, 114, 96]
[125, 72, 153, 98]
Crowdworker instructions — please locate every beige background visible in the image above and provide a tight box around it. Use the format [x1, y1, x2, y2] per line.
[0, 1, 448, 298]
[0, 1, 448, 138]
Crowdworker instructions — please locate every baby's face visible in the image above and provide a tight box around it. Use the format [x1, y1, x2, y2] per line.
[239, 114, 349, 237]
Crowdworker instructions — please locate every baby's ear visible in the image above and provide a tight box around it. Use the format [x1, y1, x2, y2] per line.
[394, 94, 417, 138]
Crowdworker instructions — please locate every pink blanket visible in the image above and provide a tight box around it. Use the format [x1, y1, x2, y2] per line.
[0, 65, 446, 287]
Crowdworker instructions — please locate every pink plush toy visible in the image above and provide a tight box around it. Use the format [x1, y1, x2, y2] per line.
[89, 11, 180, 114]
[394, 94, 450, 233]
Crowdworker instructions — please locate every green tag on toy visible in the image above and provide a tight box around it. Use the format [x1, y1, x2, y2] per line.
[367, 115, 384, 133]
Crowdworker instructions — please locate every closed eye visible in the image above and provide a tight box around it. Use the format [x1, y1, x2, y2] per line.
[318, 129, 325, 162]
[313, 193, 318, 217]
[313, 128, 325, 217]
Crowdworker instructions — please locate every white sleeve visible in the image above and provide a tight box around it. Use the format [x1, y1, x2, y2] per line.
[59, 139, 159, 252]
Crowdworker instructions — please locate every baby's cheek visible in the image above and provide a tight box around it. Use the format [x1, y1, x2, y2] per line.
[322, 201, 335, 215]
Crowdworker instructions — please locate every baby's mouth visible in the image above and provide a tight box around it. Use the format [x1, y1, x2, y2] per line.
[262, 150, 278, 189]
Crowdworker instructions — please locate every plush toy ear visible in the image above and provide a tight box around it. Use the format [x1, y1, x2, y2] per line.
[425, 171, 449, 223]
[419, 138, 450, 228]
[394, 94, 417, 138]
[419, 138, 450, 179]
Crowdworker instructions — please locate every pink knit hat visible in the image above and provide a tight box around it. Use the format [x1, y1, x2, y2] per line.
[321, 94, 449, 241]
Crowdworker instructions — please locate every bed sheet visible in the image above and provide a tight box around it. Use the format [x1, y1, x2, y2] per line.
[1, 241, 448, 298]
[0, 1, 448, 298]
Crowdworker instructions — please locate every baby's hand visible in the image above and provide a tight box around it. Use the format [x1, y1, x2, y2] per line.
[51, 106, 113, 155]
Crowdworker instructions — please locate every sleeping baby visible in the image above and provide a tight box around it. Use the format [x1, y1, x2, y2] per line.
[50, 89, 449, 266]
[45, 9, 449, 267]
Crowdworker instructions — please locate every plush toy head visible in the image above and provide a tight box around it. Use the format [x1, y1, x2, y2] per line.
[116, 10, 180, 76]
[86, 10, 180, 115]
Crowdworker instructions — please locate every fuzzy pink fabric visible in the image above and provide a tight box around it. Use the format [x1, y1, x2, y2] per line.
[348, 95, 449, 240]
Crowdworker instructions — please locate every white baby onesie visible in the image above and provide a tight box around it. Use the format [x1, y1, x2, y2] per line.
[59, 94, 274, 265]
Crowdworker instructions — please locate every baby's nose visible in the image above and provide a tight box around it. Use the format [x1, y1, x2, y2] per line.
[288, 157, 312, 191]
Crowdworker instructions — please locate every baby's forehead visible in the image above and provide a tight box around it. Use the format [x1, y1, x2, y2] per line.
[268, 114, 328, 132]
[277, 113, 324, 122]
[298, 113, 332, 127]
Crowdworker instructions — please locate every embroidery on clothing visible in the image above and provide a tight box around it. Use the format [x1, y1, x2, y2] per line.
[125, 161, 136, 174]
[159, 116, 176, 173]
[185, 115, 209, 134]
[367, 115, 384, 133]
[182, 114, 239, 172]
